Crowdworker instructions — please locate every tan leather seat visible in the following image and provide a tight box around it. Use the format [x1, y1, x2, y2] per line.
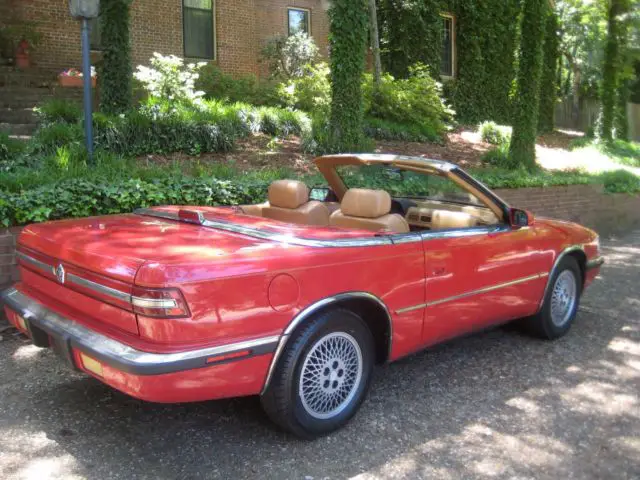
[261, 180, 330, 226]
[431, 210, 478, 230]
[330, 189, 410, 233]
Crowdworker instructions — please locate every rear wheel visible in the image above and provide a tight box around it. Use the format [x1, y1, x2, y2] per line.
[261, 309, 375, 438]
[522, 256, 582, 339]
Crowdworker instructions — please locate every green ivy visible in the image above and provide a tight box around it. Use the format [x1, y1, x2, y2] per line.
[99, 0, 133, 114]
[378, 1, 521, 124]
[378, 0, 442, 79]
[327, 0, 369, 151]
[538, 10, 559, 134]
[508, 0, 547, 170]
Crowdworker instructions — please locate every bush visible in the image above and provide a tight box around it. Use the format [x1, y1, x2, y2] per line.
[0, 175, 273, 227]
[481, 143, 520, 170]
[261, 33, 319, 80]
[478, 121, 512, 146]
[31, 122, 83, 154]
[35, 99, 82, 125]
[134, 53, 206, 104]
[364, 118, 440, 142]
[601, 169, 640, 194]
[363, 64, 452, 140]
[0, 132, 24, 162]
[276, 62, 331, 112]
[302, 112, 374, 155]
[196, 64, 277, 105]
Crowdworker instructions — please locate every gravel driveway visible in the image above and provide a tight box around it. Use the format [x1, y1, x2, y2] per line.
[0, 231, 638, 480]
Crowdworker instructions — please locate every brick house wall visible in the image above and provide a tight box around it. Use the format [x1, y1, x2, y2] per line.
[9, 0, 330, 77]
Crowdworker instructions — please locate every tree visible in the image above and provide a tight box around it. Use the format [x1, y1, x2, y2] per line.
[538, 10, 560, 133]
[328, 0, 369, 151]
[508, 0, 548, 170]
[369, 0, 382, 87]
[100, 0, 132, 114]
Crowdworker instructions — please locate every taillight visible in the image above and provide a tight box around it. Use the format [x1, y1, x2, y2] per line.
[131, 286, 191, 318]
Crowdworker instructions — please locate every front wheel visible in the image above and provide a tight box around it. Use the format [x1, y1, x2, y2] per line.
[522, 256, 582, 339]
[261, 309, 375, 438]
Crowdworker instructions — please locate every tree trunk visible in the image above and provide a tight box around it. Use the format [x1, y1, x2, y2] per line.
[369, 0, 382, 87]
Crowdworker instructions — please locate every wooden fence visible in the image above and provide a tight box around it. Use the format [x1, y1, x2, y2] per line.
[555, 98, 640, 141]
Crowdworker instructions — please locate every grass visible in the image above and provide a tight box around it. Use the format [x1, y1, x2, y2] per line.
[569, 138, 640, 168]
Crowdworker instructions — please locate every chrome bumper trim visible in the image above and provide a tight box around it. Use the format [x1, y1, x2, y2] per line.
[0, 287, 279, 376]
[586, 256, 605, 270]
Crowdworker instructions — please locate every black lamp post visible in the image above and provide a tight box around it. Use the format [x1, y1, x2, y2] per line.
[69, 0, 100, 162]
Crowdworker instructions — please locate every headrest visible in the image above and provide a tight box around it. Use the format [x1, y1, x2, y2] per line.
[268, 180, 309, 209]
[340, 189, 391, 219]
[431, 210, 478, 229]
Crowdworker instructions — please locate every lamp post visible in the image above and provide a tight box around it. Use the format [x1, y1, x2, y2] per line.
[69, 0, 100, 162]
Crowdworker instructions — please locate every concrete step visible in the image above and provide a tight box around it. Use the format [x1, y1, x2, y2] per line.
[0, 87, 83, 108]
[0, 107, 37, 124]
[0, 66, 58, 88]
[0, 122, 37, 136]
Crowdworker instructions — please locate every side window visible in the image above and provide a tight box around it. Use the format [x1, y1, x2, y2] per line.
[288, 8, 311, 36]
[183, 0, 215, 59]
[440, 14, 455, 78]
[89, 16, 102, 51]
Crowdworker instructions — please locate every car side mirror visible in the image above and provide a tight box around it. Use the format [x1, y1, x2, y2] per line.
[509, 208, 534, 228]
[309, 187, 337, 202]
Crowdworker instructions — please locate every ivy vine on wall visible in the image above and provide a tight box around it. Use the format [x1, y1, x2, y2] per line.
[328, 0, 369, 151]
[538, 10, 560, 134]
[99, 0, 133, 115]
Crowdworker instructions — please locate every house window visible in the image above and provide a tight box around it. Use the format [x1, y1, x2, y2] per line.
[440, 14, 454, 77]
[89, 16, 102, 50]
[288, 8, 310, 36]
[183, 0, 215, 59]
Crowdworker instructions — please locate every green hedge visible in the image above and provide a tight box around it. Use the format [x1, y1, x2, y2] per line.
[0, 176, 270, 227]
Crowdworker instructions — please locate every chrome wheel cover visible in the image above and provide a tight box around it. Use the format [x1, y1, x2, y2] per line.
[299, 332, 363, 420]
[550, 270, 577, 327]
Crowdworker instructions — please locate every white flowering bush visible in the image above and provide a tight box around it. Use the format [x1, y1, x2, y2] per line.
[261, 33, 319, 80]
[134, 53, 207, 104]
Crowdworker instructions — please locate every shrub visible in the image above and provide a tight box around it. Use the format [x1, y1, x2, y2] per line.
[31, 122, 83, 154]
[363, 64, 452, 139]
[478, 121, 512, 146]
[302, 112, 373, 155]
[134, 53, 206, 104]
[245, 106, 311, 137]
[601, 169, 640, 194]
[364, 118, 440, 142]
[481, 143, 520, 170]
[276, 62, 331, 112]
[261, 33, 319, 80]
[34, 99, 82, 125]
[196, 64, 277, 105]
[0, 132, 24, 162]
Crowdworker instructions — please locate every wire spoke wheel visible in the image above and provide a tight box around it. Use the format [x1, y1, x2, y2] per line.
[550, 270, 577, 327]
[299, 332, 363, 420]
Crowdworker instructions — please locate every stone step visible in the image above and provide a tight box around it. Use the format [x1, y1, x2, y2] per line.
[0, 66, 58, 88]
[0, 87, 83, 108]
[0, 122, 37, 136]
[0, 107, 37, 124]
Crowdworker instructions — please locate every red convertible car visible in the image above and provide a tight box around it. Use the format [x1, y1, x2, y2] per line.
[2, 154, 603, 438]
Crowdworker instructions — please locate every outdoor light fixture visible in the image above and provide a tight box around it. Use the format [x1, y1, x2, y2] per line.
[69, 0, 100, 19]
[69, 0, 100, 162]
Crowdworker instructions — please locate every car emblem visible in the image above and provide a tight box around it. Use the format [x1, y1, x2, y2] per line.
[55, 264, 66, 284]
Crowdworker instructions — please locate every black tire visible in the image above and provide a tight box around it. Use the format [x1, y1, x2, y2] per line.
[261, 308, 375, 439]
[522, 256, 583, 339]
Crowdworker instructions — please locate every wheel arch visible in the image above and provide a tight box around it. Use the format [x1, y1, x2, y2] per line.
[260, 292, 392, 395]
[538, 245, 587, 311]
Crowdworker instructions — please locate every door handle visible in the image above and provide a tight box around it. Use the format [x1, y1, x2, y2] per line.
[432, 266, 447, 276]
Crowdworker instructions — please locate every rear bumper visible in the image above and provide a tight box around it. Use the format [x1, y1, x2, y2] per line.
[1, 286, 278, 402]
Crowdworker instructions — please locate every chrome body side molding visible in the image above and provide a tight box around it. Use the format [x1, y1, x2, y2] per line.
[260, 292, 393, 395]
[395, 273, 544, 314]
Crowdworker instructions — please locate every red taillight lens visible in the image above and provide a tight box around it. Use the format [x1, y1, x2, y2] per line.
[131, 286, 191, 318]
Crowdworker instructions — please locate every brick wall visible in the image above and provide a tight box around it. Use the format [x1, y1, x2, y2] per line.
[12, 0, 330, 77]
[1, 186, 639, 291]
